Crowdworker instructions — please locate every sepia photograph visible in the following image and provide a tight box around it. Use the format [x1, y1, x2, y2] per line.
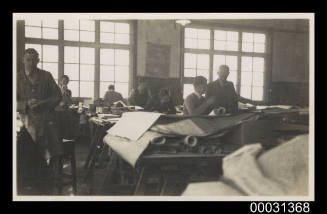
[12, 13, 314, 201]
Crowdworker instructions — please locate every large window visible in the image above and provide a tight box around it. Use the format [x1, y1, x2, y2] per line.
[23, 19, 132, 98]
[183, 26, 267, 101]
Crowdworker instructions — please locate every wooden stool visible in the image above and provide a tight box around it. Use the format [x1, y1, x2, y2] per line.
[58, 139, 77, 195]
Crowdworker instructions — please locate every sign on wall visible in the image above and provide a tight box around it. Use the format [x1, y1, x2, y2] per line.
[145, 42, 171, 78]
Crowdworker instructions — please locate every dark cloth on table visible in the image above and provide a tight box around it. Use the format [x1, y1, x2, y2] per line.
[104, 91, 124, 106]
[17, 68, 63, 160]
[183, 93, 211, 115]
[145, 95, 176, 114]
[127, 89, 150, 108]
[205, 80, 238, 114]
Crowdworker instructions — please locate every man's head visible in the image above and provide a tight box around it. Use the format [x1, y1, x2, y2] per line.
[193, 76, 207, 95]
[60, 75, 70, 86]
[217, 65, 230, 82]
[137, 82, 148, 94]
[108, 84, 115, 92]
[23, 48, 40, 71]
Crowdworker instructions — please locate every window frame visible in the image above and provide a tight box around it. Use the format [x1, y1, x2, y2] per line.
[23, 19, 134, 99]
[182, 23, 270, 102]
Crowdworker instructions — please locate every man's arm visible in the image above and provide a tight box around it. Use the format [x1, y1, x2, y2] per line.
[184, 95, 211, 115]
[230, 82, 238, 113]
[35, 73, 62, 111]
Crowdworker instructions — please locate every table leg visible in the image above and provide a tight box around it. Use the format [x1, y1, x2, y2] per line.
[133, 166, 146, 195]
[159, 170, 168, 196]
[84, 125, 100, 170]
[93, 151, 119, 195]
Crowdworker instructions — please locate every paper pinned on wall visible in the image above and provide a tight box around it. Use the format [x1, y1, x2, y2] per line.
[107, 111, 162, 141]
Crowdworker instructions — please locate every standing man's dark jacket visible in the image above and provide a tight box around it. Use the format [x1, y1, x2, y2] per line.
[205, 80, 238, 114]
[17, 68, 63, 160]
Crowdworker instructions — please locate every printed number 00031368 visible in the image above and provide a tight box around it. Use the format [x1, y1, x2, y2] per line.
[250, 202, 310, 213]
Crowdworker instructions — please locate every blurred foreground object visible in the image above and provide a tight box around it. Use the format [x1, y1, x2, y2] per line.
[183, 134, 309, 196]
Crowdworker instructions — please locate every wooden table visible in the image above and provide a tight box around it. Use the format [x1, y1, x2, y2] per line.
[94, 108, 309, 195]
[95, 146, 238, 195]
[83, 117, 117, 181]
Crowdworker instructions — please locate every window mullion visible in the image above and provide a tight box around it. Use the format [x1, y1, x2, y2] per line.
[209, 29, 214, 82]
[94, 20, 100, 99]
[237, 30, 242, 94]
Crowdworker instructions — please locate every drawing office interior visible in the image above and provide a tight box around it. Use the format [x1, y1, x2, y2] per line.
[15, 17, 310, 196]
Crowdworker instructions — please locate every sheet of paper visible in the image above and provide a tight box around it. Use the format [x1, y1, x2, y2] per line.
[104, 131, 165, 167]
[113, 100, 128, 107]
[107, 111, 162, 141]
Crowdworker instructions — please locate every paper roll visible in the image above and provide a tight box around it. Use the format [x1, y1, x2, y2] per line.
[150, 136, 166, 145]
[184, 136, 198, 147]
[214, 107, 226, 115]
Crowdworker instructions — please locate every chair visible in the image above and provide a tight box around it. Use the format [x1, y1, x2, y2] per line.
[58, 139, 77, 195]
[56, 109, 79, 195]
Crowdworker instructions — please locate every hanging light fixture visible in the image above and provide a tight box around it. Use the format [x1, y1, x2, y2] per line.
[175, 19, 191, 26]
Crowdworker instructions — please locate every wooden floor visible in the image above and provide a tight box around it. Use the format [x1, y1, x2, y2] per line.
[17, 136, 211, 196]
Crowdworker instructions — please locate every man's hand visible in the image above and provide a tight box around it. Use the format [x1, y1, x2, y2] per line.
[206, 96, 216, 106]
[28, 98, 42, 112]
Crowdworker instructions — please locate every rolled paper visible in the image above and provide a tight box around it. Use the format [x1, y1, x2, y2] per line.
[184, 136, 198, 147]
[150, 136, 166, 146]
[214, 107, 226, 115]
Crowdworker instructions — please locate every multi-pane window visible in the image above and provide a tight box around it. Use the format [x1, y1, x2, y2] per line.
[22, 19, 132, 98]
[184, 53, 210, 79]
[25, 20, 59, 40]
[242, 32, 266, 53]
[99, 48, 130, 98]
[100, 21, 130, 44]
[64, 20, 95, 42]
[64, 46, 95, 98]
[214, 30, 239, 51]
[240, 56, 265, 101]
[183, 27, 267, 101]
[185, 28, 210, 49]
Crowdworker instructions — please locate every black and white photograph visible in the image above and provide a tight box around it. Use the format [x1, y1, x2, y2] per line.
[12, 13, 314, 201]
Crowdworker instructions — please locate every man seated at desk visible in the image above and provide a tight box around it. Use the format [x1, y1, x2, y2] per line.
[145, 88, 176, 114]
[55, 75, 78, 140]
[205, 65, 238, 114]
[183, 76, 215, 115]
[127, 82, 151, 108]
[104, 84, 124, 106]
[55, 75, 72, 111]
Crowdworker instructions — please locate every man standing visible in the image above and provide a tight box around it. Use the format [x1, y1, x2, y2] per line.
[104, 84, 124, 106]
[206, 65, 238, 114]
[17, 48, 63, 193]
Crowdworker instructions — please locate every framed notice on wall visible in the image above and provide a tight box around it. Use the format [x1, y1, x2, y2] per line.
[145, 42, 171, 78]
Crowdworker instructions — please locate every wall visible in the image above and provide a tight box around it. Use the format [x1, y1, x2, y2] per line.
[136, 20, 183, 104]
[270, 30, 309, 106]
[136, 20, 182, 78]
[135, 19, 310, 106]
